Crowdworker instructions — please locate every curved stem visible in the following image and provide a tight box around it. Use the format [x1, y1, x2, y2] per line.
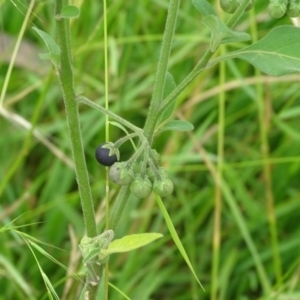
[77, 96, 145, 141]
[114, 133, 138, 148]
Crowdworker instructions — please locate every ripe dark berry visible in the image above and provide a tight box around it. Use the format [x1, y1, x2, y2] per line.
[95, 143, 118, 166]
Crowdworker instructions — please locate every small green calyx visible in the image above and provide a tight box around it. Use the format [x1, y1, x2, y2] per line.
[79, 230, 114, 264]
[79, 231, 114, 287]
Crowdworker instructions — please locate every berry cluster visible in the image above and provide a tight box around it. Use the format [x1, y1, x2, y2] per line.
[95, 143, 174, 199]
[268, 0, 300, 18]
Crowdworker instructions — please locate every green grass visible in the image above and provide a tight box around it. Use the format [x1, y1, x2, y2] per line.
[1, 0, 300, 299]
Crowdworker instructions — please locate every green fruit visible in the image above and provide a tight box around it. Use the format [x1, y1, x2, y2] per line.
[220, 0, 239, 13]
[130, 176, 152, 198]
[153, 178, 174, 197]
[287, 0, 300, 17]
[245, 0, 254, 11]
[220, 0, 254, 13]
[268, 0, 288, 18]
[109, 162, 133, 186]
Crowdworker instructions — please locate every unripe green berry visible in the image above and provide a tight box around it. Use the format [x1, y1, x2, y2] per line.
[109, 162, 133, 186]
[220, 0, 239, 14]
[287, 0, 300, 17]
[130, 176, 152, 198]
[153, 178, 174, 197]
[245, 0, 254, 11]
[268, 0, 288, 18]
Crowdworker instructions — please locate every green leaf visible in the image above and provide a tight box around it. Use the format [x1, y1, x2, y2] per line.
[202, 15, 251, 52]
[38, 52, 60, 65]
[211, 26, 300, 76]
[192, 0, 216, 17]
[102, 233, 163, 255]
[32, 27, 60, 67]
[157, 120, 194, 134]
[59, 5, 80, 19]
[155, 195, 204, 290]
[32, 27, 60, 55]
[159, 72, 177, 123]
[108, 283, 131, 300]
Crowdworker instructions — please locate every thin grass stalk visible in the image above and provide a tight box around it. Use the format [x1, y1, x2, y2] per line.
[249, 8, 282, 283]
[103, 0, 110, 297]
[211, 45, 226, 300]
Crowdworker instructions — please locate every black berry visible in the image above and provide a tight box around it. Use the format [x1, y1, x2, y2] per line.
[95, 143, 118, 166]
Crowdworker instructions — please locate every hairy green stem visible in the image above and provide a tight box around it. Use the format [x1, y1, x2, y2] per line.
[114, 133, 138, 148]
[77, 96, 145, 141]
[108, 0, 252, 243]
[55, 0, 97, 237]
[143, 0, 180, 144]
[55, 0, 100, 298]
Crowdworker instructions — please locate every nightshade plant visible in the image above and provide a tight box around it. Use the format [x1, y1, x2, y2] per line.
[30, 0, 300, 299]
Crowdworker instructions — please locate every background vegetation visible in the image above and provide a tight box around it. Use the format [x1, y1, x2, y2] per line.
[1, 0, 300, 299]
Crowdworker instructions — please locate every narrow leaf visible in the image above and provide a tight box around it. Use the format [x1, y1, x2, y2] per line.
[38, 52, 60, 66]
[60, 5, 80, 19]
[42, 273, 60, 300]
[32, 27, 60, 55]
[155, 195, 204, 290]
[0, 254, 32, 296]
[158, 120, 194, 134]
[102, 233, 163, 255]
[109, 283, 131, 300]
[210, 26, 300, 76]
[192, 0, 216, 17]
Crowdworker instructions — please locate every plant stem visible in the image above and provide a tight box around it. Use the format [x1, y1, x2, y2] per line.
[211, 45, 226, 300]
[55, 0, 100, 298]
[103, 0, 110, 295]
[143, 0, 180, 144]
[249, 8, 282, 284]
[159, 49, 213, 118]
[77, 96, 145, 141]
[55, 0, 97, 238]
[158, 0, 252, 125]
[109, 185, 131, 231]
